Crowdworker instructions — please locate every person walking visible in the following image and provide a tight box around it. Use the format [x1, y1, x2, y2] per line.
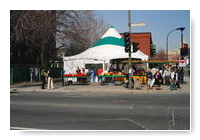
[41, 68, 48, 89]
[47, 69, 54, 90]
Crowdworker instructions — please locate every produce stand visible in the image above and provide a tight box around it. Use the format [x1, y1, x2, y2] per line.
[98, 75, 125, 85]
[124, 75, 147, 84]
[62, 74, 89, 85]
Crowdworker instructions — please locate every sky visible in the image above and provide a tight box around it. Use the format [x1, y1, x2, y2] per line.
[95, 10, 190, 52]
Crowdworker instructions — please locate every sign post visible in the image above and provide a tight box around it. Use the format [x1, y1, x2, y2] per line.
[131, 22, 146, 27]
[179, 58, 186, 67]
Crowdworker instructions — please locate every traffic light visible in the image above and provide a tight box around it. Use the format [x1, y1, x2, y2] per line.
[132, 42, 139, 52]
[124, 32, 131, 53]
[150, 44, 156, 56]
[183, 44, 188, 48]
[180, 47, 188, 56]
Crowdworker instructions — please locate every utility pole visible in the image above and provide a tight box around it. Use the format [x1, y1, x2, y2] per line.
[128, 10, 132, 89]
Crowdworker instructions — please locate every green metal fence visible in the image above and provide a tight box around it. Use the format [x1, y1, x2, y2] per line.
[10, 67, 63, 84]
[10, 67, 30, 84]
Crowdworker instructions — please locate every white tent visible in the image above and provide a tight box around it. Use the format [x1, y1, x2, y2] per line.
[63, 26, 148, 74]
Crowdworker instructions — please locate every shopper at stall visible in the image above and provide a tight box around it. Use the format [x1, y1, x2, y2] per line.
[76, 67, 81, 74]
[108, 65, 114, 72]
[97, 67, 103, 82]
[81, 67, 85, 74]
[90, 67, 96, 82]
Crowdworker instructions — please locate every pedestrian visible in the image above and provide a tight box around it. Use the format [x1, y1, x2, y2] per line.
[146, 68, 153, 89]
[179, 67, 184, 84]
[175, 69, 181, 88]
[90, 67, 96, 82]
[169, 68, 178, 90]
[150, 68, 157, 89]
[108, 64, 114, 72]
[34, 67, 38, 82]
[47, 68, 54, 90]
[97, 67, 103, 82]
[41, 68, 48, 89]
[76, 67, 81, 74]
[155, 70, 162, 89]
[163, 65, 171, 85]
[124, 74, 129, 88]
[30, 67, 35, 82]
[131, 66, 137, 76]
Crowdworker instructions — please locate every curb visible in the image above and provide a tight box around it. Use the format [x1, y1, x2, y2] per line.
[10, 87, 190, 94]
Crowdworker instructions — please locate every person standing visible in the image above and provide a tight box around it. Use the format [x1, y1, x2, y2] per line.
[146, 69, 153, 89]
[163, 65, 171, 85]
[170, 68, 178, 90]
[109, 65, 114, 72]
[47, 69, 54, 90]
[90, 67, 96, 82]
[179, 67, 184, 84]
[97, 67, 103, 82]
[150, 68, 157, 89]
[155, 70, 162, 89]
[30, 67, 35, 82]
[76, 67, 81, 74]
[41, 68, 48, 89]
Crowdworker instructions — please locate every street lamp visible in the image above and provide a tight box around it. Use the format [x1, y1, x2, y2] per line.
[166, 27, 185, 60]
[178, 27, 185, 58]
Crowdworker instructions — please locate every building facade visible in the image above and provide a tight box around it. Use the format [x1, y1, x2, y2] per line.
[120, 32, 154, 57]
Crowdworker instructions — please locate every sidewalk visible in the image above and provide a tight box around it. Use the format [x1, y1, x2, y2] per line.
[10, 77, 190, 94]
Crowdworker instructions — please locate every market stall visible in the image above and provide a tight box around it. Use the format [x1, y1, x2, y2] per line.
[63, 26, 149, 83]
[62, 73, 88, 85]
[98, 71, 125, 85]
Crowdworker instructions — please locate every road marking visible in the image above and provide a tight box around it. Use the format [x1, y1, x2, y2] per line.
[10, 127, 45, 130]
[114, 100, 131, 104]
[98, 118, 148, 130]
[59, 104, 71, 106]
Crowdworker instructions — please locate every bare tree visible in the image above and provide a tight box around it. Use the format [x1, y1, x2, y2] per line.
[153, 50, 167, 60]
[56, 10, 108, 56]
[10, 10, 108, 66]
[11, 10, 56, 66]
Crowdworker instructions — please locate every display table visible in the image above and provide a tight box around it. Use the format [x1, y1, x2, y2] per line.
[63, 76, 88, 85]
[98, 75, 125, 85]
[132, 75, 147, 84]
[123, 75, 147, 84]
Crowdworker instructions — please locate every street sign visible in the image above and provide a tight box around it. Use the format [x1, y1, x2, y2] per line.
[131, 22, 146, 27]
[179, 58, 186, 67]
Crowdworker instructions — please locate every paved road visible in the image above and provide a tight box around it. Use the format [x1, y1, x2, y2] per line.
[10, 92, 190, 130]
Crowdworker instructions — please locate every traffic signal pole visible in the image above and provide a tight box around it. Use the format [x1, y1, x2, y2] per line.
[128, 10, 132, 89]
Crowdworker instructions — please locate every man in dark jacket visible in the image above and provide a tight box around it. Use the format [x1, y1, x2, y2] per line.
[146, 69, 153, 89]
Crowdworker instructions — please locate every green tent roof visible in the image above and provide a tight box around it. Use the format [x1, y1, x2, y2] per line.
[90, 37, 125, 48]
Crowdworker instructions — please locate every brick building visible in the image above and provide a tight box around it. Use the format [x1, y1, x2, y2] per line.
[120, 32, 154, 57]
